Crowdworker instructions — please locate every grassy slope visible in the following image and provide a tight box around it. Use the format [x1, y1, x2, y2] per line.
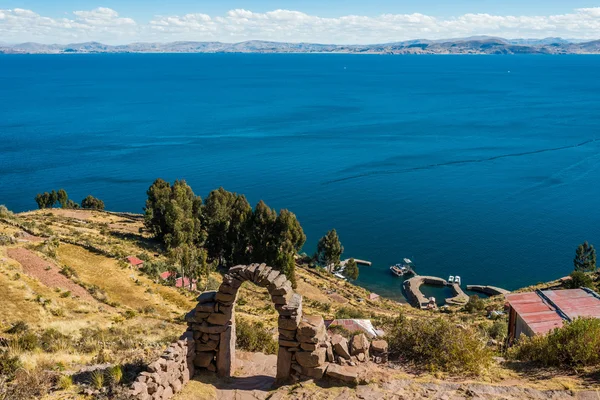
[0, 208, 596, 397]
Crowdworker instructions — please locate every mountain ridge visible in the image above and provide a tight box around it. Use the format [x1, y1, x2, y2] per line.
[2, 36, 600, 54]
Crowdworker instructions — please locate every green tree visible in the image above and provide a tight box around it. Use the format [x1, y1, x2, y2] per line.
[143, 179, 202, 249]
[344, 258, 359, 280]
[35, 192, 56, 209]
[271, 209, 306, 288]
[316, 229, 344, 273]
[57, 189, 69, 208]
[203, 188, 251, 266]
[574, 241, 596, 272]
[566, 271, 594, 289]
[49, 190, 58, 207]
[248, 200, 277, 263]
[81, 195, 105, 210]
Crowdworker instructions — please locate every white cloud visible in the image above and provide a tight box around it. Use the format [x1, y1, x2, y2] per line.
[1, 7, 600, 44]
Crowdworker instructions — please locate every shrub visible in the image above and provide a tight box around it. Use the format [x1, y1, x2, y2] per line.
[60, 291, 71, 298]
[14, 332, 39, 352]
[0, 205, 13, 218]
[40, 329, 71, 353]
[108, 365, 123, 385]
[508, 317, 600, 367]
[565, 271, 594, 289]
[5, 367, 54, 399]
[60, 265, 78, 279]
[123, 310, 137, 320]
[6, 321, 29, 335]
[464, 295, 486, 314]
[487, 320, 508, 341]
[236, 318, 278, 355]
[387, 314, 492, 375]
[334, 306, 368, 320]
[90, 370, 105, 389]
[57, 374, 73, 390]
[0, 350, 22, 381]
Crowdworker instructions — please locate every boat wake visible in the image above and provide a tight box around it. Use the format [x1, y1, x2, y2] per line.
[323, 138, 600, 185]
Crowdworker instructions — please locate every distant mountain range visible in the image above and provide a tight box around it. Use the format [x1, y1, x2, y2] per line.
[2, 37, 600, 55]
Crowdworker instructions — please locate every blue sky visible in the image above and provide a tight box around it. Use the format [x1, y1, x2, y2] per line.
[1, 1, 600, 44]
[4, 0, 597, 19]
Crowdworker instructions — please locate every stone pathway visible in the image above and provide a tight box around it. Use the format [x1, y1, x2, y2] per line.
[176, 352, 600, 400]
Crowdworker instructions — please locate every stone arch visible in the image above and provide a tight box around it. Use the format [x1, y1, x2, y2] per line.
[186, 264, 328, 381]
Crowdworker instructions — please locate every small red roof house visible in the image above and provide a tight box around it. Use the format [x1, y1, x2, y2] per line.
[506, 288, 600, 344]
[126, 256, 144, 268]
[175, 277, 197, 291]
[159, 271, 174, 281]
[368, 293, 380, 302]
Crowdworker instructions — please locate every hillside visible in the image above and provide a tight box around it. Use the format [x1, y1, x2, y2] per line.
[2, 37, 600, 55]
[0, 208, 599, 399]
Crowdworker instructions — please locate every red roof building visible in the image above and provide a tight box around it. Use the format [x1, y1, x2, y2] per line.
[159, 271, 173, 280]
[506, 288, 600, 344]
[175, 277, 197, 291]
[126, 256, 144, 268]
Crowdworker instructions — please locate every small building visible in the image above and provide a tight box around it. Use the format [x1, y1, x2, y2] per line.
[126, 256, 144, 268]
[159, 271, 174, 281]
[506, 288, 600, 344]
[175, 277, 197, 291]
[368, 293, 380, 302]
[325, 319, 384, 338]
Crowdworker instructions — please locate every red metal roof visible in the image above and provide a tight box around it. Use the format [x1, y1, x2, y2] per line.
[506, 289, 600, 335]
[126, 256, 144, 266]
[159, 271, 173, 280]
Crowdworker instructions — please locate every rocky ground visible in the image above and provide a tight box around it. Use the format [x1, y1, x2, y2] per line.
[174, 352, 600, 400]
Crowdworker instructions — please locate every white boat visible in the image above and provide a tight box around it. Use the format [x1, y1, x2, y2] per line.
[403, 258, 413, 264]
[390, 261, 415, 277]
[448, 276, 455, 283]
[455, 276, 461, 285]
[334, 272, 347, 281]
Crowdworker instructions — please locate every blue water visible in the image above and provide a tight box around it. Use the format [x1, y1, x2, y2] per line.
[2, 54, 600, 302]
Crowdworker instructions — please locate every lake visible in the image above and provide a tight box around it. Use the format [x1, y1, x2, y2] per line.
[1, 53, 600, 301]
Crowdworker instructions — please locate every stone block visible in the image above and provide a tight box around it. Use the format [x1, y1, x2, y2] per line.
[278, 339, 300, 348]
[275, 293, 302, 316]
[162, 385, 174, 399]
[331, 334, 351, 360]
[269, 274, 288, 291]
[195, 340, 219, 352]
[197, 291, 217, 304]
[276, 346, 292, 380]
[207, 309, 232, 325]
[130, 381, 147, 396]
[271, 293, 292, 305]
[300, 342, 317, 351]
[192, 322, 230, 334]
[279, 328, 297, 340]
[370, 340, 388, 354]
[271, 283, 292, 297]
[215, 291, 236, 304]
[218, 284, 238, 295]
[217, 323, 236, 377]
[297, 315, 325, 338]
[295, 348, 326, 368]
[194, 352, 215, 368]
[326, 342, 335, 363]
[350, 334, 370, 357]
[265, 269, 280, 284]
[357, 352, 365, 362]
[301, 363, 329, 380]
[325, 364, 358, 385]
[196, 302, 216, 313]
[278, 314, 301, 330]
[170, 379, 182, 393]
[256, 266, 273, 285]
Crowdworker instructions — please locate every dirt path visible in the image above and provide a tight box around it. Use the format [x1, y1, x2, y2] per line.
[7, 247, 96, 302]
[177, 352, 600, 400]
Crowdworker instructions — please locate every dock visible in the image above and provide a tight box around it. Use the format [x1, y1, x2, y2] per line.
[466, 285, 510, 296]
[340, 258, 372, 267]
[403, 275, 469, 309]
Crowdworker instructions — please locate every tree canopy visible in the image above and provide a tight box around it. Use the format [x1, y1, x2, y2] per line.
[344, 258, 359, 280]
[316, 229, 344, 273]
[574, 241, 596, 272]
[81, 195, 105, 211]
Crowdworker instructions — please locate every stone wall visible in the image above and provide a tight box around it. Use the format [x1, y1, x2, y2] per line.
[129, 331, 195, 400]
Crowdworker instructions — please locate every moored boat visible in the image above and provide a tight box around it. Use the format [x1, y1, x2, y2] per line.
[389, 259, 415, 277]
